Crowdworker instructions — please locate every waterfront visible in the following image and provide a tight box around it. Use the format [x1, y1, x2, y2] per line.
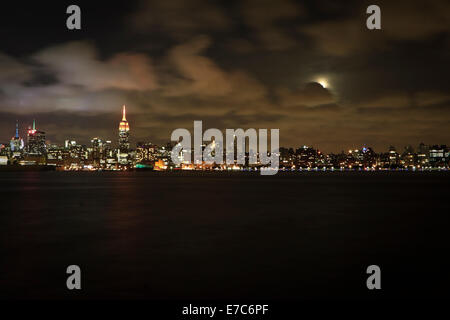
[0, 171, 449, 299]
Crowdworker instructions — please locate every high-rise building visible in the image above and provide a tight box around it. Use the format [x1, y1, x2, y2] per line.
[136, 142, 158, 163]
[417, 142, 429, 166]
[361, 146, 377, 168]
[118, 105, 130, 165]
[104, 140, 113, 158]
[401, 145, 416, 167]
[65, 139, 77, 149]
[27, 120, 46, 155]
[118, 105, 130, 153]
[388, 145, 400, 166]
[10, 120, 24, 153]
[429, 145, 448, 167]
[295, 145, 317, 168]
[91, 137, 105, 166]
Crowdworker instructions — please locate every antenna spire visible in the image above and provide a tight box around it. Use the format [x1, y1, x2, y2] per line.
[122, 105, 127, 121]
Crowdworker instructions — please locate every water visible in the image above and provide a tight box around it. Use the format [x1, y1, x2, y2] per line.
[0, 171, 449, 299]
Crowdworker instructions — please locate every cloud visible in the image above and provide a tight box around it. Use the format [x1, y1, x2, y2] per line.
[355, 90, 450, 110]
[413, 91, 450, 107]
[381, 0, 450, 40]
[1, 84, 128, 114]
[163, 36, 267, 104]
[240, 0, 303, 51]
[277, 82, 337, 108]
[165, 36, 233, 96]
[301, 0, 450, 57]
[0, 46, 137, 114]
[362, 93, 412, 109]
[33, 41, 158, 91]
[0, 54, 33, 86]
[225, 38, 257, 54]
[241, 0, 301, 27]
[302, 19, 374, 56]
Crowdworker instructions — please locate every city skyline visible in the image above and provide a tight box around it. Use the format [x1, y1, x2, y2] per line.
[1, 109, 448, 155]
[1, 105, 448, 171]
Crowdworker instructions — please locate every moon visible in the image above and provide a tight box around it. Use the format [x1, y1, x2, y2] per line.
[317, 78, 328, 88]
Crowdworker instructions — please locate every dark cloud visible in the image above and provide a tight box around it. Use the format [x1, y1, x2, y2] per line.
[381, 0, 450, 40]
[167, 38, 265, 98]
[277, 82, 336, 109]
[33, 41, 158, 91]
[0, 54, 32, 83]
[240, 0, 304, 51]
[301, 0, 450, 57]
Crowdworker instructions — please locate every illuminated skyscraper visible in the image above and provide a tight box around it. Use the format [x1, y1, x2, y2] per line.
[10, 120, 24, 153]
[118, 105, 130, 165]
[27, 120, 46, 155]
[91, 137, 105, 167]
[118, 105, 130, 153]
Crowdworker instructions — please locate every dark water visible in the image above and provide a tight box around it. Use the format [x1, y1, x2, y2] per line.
[0, 171, 449, 299]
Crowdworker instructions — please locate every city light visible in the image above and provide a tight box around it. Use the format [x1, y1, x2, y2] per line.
[0, 109, 448, 171]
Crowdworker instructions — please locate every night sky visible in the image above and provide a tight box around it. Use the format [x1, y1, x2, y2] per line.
[0, 0, 449, 152]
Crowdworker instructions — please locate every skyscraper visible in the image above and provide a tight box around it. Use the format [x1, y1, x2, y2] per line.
[10, 120, 24, 153]
[91, 137, 105, 167]
[118, 105, 130, 165]
[27, 120, 46, 155]
[118, 105, 130, 153]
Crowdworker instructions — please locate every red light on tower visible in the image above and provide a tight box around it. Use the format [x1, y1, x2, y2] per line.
[28, 120, 37, 135]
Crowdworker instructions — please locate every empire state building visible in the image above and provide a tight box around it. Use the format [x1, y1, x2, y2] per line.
[118, 105, 130, 154]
